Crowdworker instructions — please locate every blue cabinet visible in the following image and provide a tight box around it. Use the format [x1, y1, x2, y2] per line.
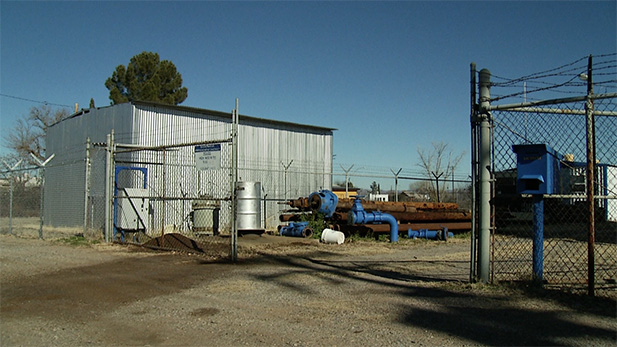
[512, 144, 562, 195]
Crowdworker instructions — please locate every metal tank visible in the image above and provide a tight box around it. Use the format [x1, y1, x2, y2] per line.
[236, 182, 263, 233]
[192, 198, 220, 235]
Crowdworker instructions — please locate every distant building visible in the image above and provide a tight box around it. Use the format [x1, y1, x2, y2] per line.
[368, 193, 388, 202]
[398, 191, 430, 202]
[332, 186, 360, 199]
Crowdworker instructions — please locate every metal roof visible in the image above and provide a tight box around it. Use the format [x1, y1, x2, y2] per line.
[62, 101, 336, 133]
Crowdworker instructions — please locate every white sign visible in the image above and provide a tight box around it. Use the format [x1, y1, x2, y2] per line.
[195, 144, 221, 170]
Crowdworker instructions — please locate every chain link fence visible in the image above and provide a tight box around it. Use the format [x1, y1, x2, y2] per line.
[485, 54, 617, 297]
[1, 164, 41, 237]
[1, 161, 84, 239]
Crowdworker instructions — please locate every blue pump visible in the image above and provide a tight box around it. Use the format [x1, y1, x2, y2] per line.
[347, 196, 399, 243]
[407, 228, 453, 241]
[279, 221, 313, 238]
[308, 190, 338, 218]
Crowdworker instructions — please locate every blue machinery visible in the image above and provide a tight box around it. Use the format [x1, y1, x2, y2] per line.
[281, 190, 454, 242]
[308, 190, 338, 218]
[513, 144, 562, 283]
[347, 195, 399, 242]
[408, 228, 453, 240]
[279, 221, 314, 238]
[277, 190, 335, 238]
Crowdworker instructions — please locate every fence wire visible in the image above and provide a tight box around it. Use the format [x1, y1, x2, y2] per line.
[102, 139, 233, 259]
[488, 55, 617, 297]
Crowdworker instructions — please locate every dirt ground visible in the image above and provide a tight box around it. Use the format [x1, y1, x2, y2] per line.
[1, 221, 616, 346]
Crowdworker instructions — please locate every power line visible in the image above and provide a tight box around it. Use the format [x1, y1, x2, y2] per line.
[0, 93, 73, 109]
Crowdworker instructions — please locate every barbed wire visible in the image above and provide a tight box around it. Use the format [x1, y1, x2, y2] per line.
[485, 54, 617, 103]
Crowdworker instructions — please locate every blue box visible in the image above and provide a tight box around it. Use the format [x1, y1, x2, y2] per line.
[512, 144, 562, 195]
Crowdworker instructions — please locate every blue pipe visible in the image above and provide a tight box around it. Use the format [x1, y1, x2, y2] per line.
[279, 221, 313, 238]
[347, 196, 398, 242]
[407, 228, 454, 240]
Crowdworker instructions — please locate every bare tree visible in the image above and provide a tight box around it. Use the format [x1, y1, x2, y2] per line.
[416, 142, 464, 202]
[3, 105, 70, 163]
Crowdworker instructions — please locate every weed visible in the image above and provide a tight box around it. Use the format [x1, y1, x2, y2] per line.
[299, 212, 327, 239]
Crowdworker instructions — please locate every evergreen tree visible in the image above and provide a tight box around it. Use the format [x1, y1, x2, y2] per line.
[105, 51, 188, 105]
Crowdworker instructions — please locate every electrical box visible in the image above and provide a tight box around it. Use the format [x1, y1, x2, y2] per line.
[117, 188, 149, 231]
[512, 144, 562, 195]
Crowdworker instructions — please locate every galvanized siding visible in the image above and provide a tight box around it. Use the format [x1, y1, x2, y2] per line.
[132, 104, 333, 229]
[45, 102, 332, 230]
[44, 104, 134, 227]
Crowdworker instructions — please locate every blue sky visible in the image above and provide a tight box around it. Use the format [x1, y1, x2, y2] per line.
[1, 1, 615, 189]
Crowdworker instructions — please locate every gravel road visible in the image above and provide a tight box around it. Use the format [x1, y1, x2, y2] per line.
[1, 231, 615, 346]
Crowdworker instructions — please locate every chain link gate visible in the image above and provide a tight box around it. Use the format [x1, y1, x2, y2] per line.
[86, 131, 236, 260]
[115, 139, 233, 258]
[472, 54, 617, 297]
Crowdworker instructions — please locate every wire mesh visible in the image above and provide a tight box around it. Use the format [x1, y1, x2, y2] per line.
[107, 140, 233, 259]
[488, 55, 617, 297]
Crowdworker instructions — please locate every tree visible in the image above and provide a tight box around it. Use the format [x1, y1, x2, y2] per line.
[105, 51, 188, 105]
[3, 105, 69, 163]
[370, 181, 381, 194]
[416, 142, 464, 202]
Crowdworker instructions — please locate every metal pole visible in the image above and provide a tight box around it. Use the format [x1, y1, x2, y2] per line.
[391, 168, 402, 202]
[281, 160, 293, 201]
[478, 68, 492, 283]
[161, 148, 166, 247]
[432, 171, 443, 203]
[584, 55, 596, 296]
[8, 174, 14, 235]
[83, 138, 91, 235]
[3, 160, 21, 236]
[231, 99, 239, 262]
[104, 131, 114, 243]
[30, 153, 55, 240]
[532, 195, 544, 282]
[341, 164, 354, 198]
[38, 166, 44, 239]
[470, 62, 478, 282]
[451, 166, 455, 202]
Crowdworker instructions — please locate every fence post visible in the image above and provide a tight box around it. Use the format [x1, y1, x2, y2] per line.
[3, 160, 22, 236]
[478, 68, 492, 283]
[230, 99, 239, 262]
[83, 138, 91, 235]
[104, 130, 115, 243]
[470, 62, 478, 282]
[584, 55, 596, 296]
[391, 168, 402, 202]
[30, 154, 55, 239]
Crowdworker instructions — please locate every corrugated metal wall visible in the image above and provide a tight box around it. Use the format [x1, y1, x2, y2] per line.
[44, 102, 333, 230]
[131, 104, 333, 230]
[44, 104, 134, 227]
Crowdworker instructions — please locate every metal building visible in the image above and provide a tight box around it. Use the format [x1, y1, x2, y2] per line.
[44, 101, 334, 232]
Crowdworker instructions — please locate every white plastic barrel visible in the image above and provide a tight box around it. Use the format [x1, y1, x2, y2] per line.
[321, 228, 345, 244]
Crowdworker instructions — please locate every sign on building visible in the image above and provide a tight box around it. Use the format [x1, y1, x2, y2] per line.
[195, 143, 221, 170]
